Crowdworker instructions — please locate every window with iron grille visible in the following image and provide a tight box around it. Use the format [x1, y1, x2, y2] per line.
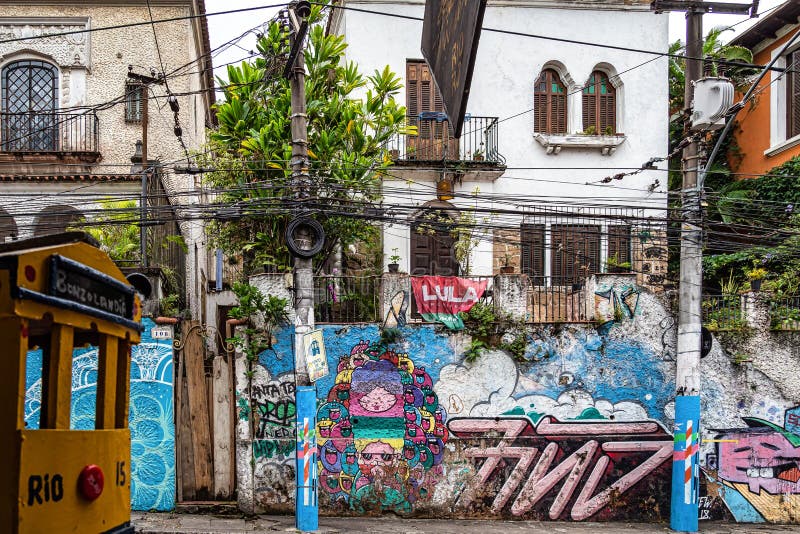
[607, 225, 632, 272]
[582, 71, 616, 135]
[787, 50, 800, 139]
[551, 224, 600, 285]
[534, 69, 567, 134]
[521, 224, 545, 282]
[1, 60, 58, 151]
[125, 82, 145, 123]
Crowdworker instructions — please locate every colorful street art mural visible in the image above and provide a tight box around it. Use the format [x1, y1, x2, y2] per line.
[246, 313, 679, 520]
[594, 280, 640, 333]
[447, 416, 672, 520]
[702, 406, 800, 523]
[24, 318, 175, 511]
[241, 275, 800, 524]
[316, 339, 447, 512]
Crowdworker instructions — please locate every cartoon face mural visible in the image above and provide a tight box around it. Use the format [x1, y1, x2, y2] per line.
[705, 410, 800, 523]
[316, 339, 447, 512]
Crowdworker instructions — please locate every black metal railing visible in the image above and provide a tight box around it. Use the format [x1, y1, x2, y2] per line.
[0, 111, 99, 153]
[315, 275, 380, 323]
[770, 295, 800, 330]
[527, 276, 592, 323]
[388, 115, 504, 164]
[702, 294, 745, 331]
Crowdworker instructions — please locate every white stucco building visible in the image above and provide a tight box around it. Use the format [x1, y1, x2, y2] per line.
[0, 0, 215, 317]
[330, 0, 669, 290]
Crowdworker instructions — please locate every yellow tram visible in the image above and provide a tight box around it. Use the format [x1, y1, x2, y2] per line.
[0, 233, 142, 534]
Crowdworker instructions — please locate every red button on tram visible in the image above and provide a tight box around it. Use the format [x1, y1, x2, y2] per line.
[78, 464, 104, 501]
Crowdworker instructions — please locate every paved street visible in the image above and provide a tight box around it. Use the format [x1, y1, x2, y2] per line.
[132, 513, 799, 533]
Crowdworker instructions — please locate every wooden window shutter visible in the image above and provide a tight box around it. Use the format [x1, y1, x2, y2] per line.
[552, 225, 600, 284]
[407, 61, 420, 119]
[584, 71, 615, 133]
[788, 51, 800, 138]
[582, 225, 601, 280]
[608, 225, 631, 272]
[534, 69, 567, 134]
[582, 74, 596, 131]
[521, 224, 545, 281]
[553, 88, 567, 133]
[534, 72, 548, 133]
[598, 73, 616, 134]
[551, 225, 567, 284]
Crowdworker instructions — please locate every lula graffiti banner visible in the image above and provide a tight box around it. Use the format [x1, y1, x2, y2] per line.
[410, 276, 487, 330]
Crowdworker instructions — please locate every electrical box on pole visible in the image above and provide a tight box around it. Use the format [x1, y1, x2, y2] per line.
[690, 77, 734, 131]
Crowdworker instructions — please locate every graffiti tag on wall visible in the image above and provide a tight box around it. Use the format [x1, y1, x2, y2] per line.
[703, 406, 800, 523]
[251, 379, 296, 461]
[316, 340, 447, 512]
[447, 416, 672, 520]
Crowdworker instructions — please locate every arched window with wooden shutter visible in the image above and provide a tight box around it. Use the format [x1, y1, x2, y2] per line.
[582, 71, 616, 135]
[534, 69, 567, 134]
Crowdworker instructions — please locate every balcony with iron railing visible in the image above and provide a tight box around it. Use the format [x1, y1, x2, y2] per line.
[0, 111, 99, 158]
[387, 114, 505, 167]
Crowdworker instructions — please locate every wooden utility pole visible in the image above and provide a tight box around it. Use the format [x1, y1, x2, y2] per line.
[289, 43, 313, 386]
[283, 2, 318, 531]
[127, 71, 164, 268]
[650, 1, 756, 532]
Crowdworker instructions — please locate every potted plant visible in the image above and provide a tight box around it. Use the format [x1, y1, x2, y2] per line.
[745, 267, 767, 291]
[604, 125, 615, 136]
[388, 248, 401, 273]
[582, 125, 597, 135]
[605, 254, 632, 273]
[472, 148, 484, 161]
[389, 148, 400, 160]
[500, 253, 515, 274]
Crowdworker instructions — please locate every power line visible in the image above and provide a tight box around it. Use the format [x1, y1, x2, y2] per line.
[318, 1, 795, 75]
[0, 3, 289, 46]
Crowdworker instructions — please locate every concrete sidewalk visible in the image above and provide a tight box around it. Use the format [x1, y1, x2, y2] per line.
[132, 513, 798, 533]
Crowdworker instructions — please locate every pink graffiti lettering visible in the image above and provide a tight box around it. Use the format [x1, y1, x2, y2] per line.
[448, 416, 672, 520]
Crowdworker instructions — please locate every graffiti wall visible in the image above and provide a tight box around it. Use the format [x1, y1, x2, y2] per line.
[24, 318, 175, 511]
[699, 406, 800, 523]
[238, 274, 800, 523]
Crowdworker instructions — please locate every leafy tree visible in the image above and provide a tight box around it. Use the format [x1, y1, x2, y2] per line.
[667, 27, 757, 276]
[205, 7, 411, 273]
[703, 157, 800, 295]
[668, 26, 755, 114]
[79, 199, 140, 264]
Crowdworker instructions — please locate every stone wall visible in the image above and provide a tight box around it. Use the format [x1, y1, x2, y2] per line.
[235, 275, 800, 523]
[492, 229, 521, 275]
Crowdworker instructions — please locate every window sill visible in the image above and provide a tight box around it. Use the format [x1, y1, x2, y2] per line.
[534, 133, 627, 155]
[764, 134, 800, 157]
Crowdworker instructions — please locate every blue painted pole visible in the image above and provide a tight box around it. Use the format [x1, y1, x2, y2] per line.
[215, 249, 223, 291]
[295, 385, 318, 532]
[670, 395, 700, 532]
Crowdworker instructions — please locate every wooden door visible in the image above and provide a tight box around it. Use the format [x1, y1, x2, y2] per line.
[410, 218, 458, 276]
[176, 320, 214, 501]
